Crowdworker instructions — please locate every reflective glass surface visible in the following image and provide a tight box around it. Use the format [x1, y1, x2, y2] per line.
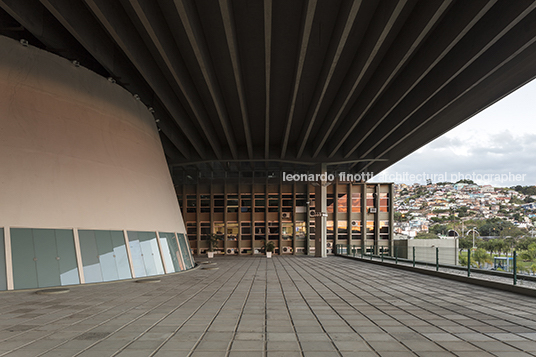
[78, 230, 132, 283]
[11, 228, 79, 289]
[159, 232, 183, 272]
[127, 231, 165, 277]
[177, 233, 194, 269]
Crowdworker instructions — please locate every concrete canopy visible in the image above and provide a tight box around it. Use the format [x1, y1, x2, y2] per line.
[2, 0, 536, 176]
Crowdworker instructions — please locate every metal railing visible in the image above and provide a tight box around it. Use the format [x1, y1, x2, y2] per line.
[335, 244, 536, 286]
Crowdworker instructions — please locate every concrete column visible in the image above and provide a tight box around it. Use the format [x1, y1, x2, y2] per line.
[315, 163, 327, 258]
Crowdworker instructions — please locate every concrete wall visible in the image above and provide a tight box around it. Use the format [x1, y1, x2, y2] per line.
[394, 238, 458, 265]
[0, 35, 184, 233]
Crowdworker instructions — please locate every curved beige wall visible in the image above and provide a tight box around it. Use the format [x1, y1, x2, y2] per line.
[0, 36, 184, 233]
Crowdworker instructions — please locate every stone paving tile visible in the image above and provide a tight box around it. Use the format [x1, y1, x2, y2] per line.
[1, 256, 536, 356]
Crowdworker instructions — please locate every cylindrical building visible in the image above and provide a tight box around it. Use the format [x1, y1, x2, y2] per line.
[0, 36, 193, 291]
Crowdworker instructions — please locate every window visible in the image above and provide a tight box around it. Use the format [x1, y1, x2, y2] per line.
[200, 222, 210, 236]
[213, 222, 225, 236]
[227, 194, 239, 213]
[268, 221, 279, 240]
[214, 194, 224, 213]
[295, 222, 306, 239]
[351, 193, 361, 213]
[327, 194, 335, 213]
[327, 220, 334, 238]
[338, 221, 347, 234]
[337, 193, 347, 213]
[379, 220, 389, 239]
[351, 220, 361, 239]
[200, 195, 210, 213]
[254, 222, 265, 240]
[241, 222, 252, 242]
[227, 222, 238, 240]
[282, 222, 294, 240]
[380, 193, 389, 212]
[127, 231, 165, 278]
[186, 222, 197, 240]
[11, 228, 80, 289]
[366, 193, 375, 209]
[187, 194, 196, 213]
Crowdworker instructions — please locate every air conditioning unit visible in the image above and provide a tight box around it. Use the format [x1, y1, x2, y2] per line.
[326, 242, 333, 249]
[226, 248, 237, 255]
[351, 220, 359, 226]
[369, 207, 377, 213]
[282, 212, 291, 219]
[282, 246, 293, 253]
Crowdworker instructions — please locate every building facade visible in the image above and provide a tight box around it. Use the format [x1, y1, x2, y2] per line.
[178, 177, 393, 256]
[0, 36, 194, 291]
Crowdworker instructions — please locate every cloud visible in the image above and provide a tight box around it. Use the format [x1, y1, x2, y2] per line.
[373, 129, 536, 187]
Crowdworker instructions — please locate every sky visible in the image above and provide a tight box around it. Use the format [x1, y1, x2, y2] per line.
[370, 79, 536, 188]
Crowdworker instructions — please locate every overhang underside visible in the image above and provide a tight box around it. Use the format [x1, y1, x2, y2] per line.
[2, 0, 536, 177]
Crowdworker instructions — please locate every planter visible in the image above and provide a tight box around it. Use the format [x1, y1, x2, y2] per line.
[207, 251, 214, 258]
[266, 252, 272, 258]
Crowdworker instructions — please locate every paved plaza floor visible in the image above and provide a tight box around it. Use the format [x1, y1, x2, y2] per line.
[0, 256, 535, 357]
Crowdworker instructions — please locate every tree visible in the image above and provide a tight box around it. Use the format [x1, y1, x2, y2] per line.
[459, 252, 468, 266]
[394, 212, 408, 222]
[204, 233, 223, 252]
[456, 179, 476, 185]
[530, 263, 536, 276]
[512, 185, 536, 196]
[458, 237, 473, 250]
[472, 248, 492, 268]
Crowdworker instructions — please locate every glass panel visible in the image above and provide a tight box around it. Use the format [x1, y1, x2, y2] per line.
[95, 230, 119, 282]
[128, 231, 165, 276]
[0, 228, 6, 290]
[366, 221, 375, 236]
[337, 193, 347, 213]
[79, 230, 131, 283]
[78, 230, 102, 283]
[213, 222, 225, 235]
[351, 193, 361, 213]
[295, 222, 306, 239]
[366, 192, 375, 208]
[34, 229, 62, 288]
[128, 238, 147, 278]
[282, 223, 293, 239]
[11, 228, 38, 289]
[159, 232, 183, 272]
[227, 222, 238, 241]
[55, 230, 79, 285]
[351, 220, 362, 233]
[380, 193, 390, 212]
[111, 231, 132, 280]
[177, 233, 194, 269]
[327, 221, 334, 235]
[338, 221, 348, 234]
[12, 228, 78, 289]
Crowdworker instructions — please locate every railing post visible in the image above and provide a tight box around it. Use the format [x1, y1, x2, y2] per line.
[370, 246, 373, 260]
[412, 246, 416, 267]
[436, 247, 439, 272]
[395, 246, 398, 264]
[513, 251, 517, 286]
[381, 247, 384, 262]
[467, 249, 471, 278]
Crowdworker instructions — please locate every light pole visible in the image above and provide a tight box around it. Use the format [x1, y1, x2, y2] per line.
[469, 227, 478, 249]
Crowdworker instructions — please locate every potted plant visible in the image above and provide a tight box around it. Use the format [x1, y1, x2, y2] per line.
[264, 241, 275, 258]
[205, 233, 222, 258]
